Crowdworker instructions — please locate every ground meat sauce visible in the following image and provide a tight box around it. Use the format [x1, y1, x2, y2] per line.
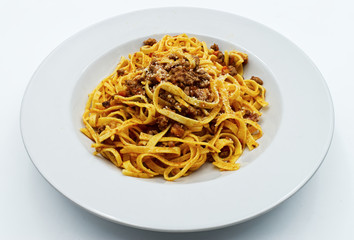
[210, 43, 219, 51]
[244, 110, 260, 122]
[170, 123, 185, 138]
[192, 88, 212, 101]
[148, 56, 214, 119]
[219, 146, 230, 158]
[251, 76, 263, 85]
[216, 51, 224, 64]
[185, 105, 202, 118]
[122, 39, 257, 135]
[143, 38, 157, 46]
[125, 78, 145, 96]
[227, 65, 237, 76]
[117, 69, 125, 76]
[102, 100, 110, 108]
[221, 65, 238, 76]
[156, 114, 169, 130]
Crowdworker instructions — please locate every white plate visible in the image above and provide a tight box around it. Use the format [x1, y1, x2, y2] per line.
[20, 7, 334, 232]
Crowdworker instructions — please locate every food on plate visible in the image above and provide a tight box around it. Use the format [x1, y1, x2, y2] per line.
[81, 34, 268, 181]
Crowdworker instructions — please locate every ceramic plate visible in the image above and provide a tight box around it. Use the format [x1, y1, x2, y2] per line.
[21, 7, 334, 232]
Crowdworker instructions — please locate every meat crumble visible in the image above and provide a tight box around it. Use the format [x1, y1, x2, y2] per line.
[210, 43, 219, 51]
[156, 114, 169, 130]
[244, 110, 260, 122]
[215, 51, 224, 64]
[170, 123, 185, 137]
[125, 78, 145, 96]
[102, 100, 110, 108]
[251, 76, 263, 85]
[117, 69, 125, 76]
[143, 38, 157, 46]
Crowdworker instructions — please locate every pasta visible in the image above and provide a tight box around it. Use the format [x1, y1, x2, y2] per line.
[81, 34, 268, 181]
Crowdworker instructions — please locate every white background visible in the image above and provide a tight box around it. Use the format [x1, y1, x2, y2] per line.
[1, 0, 353, 239]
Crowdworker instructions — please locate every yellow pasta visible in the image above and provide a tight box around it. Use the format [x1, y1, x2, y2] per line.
[81, 34, 268, 181]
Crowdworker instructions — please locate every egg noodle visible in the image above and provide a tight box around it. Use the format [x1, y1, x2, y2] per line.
[81, 34, 268, 181]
